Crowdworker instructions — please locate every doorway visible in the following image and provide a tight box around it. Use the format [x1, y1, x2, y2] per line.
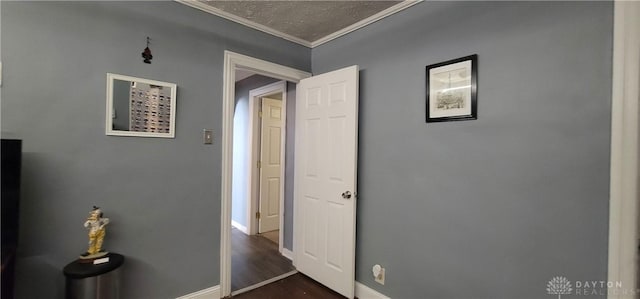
[222, 51, 311, 297]
[222, 51, 360, 299]
[245, 81, 286, 248]
[230, 77, 294, 293]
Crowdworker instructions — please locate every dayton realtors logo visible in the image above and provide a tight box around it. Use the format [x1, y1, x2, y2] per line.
[546, 276, 631, 297]
[547, 276, 572, 299]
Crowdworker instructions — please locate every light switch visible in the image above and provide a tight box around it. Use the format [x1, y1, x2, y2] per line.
[203, 129, 213, 144]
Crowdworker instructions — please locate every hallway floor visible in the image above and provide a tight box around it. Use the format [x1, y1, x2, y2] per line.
[259, 230, 279, 244]
[233, 273, 345, 299]
[231, 227, 295, 291]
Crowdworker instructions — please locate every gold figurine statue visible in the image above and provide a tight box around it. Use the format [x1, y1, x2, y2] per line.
[80, 206, 110, 259]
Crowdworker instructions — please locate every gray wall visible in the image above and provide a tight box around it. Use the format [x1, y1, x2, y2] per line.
[312, 2, 612, 298]
[232, 75, 279, 228]
[1, 1, 309, 298]
[2, 1, 615, 298]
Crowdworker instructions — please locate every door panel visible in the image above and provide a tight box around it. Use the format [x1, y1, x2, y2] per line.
[303, 196, 320, 259]
[294, 65, 358, 298]
[259, 98, 283, 233]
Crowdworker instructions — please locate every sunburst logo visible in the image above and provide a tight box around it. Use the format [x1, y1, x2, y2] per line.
[547, 276, 573, 299]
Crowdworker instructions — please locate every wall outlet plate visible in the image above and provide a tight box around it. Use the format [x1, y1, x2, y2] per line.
[374, 267, 385, 285]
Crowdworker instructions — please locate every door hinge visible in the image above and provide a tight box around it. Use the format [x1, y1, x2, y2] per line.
[257, 160, 261, 169]
[256, 212, 261, 219]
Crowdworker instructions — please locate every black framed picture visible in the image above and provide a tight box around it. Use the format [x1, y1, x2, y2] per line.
[426, 54, 477, 123]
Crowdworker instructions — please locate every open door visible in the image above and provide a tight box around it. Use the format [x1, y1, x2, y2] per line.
[258, 97, 283, 233]
[294, 65, 358, 298]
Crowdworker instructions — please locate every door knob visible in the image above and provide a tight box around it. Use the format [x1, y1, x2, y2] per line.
[342, 191, 352, 199]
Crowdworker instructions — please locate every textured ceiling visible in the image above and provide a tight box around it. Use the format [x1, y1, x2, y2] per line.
[199, 1, 402, 43]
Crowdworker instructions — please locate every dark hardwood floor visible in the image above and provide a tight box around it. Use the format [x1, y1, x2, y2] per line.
[232, 273, 345, 299]
[232, 227, 295, 291]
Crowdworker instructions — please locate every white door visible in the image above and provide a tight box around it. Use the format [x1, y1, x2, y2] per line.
[258, 98, 283, 233]
[294, 65, 358, 298]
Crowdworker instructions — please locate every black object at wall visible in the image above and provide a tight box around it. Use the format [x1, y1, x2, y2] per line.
[2, 139, 22, 299]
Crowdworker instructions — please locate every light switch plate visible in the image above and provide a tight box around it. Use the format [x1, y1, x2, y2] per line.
[203, 129, 213, 144]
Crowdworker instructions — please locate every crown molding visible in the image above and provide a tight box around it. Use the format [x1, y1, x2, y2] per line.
[175, 0, 422, 49]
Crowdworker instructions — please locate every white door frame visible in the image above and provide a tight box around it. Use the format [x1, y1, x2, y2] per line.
[221, 50, 311, 298]
[607, 2, 639, 297]
[246, 81, 287, 254]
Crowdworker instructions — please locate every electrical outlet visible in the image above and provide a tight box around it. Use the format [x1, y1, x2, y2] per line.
[373, 264, 385, 285]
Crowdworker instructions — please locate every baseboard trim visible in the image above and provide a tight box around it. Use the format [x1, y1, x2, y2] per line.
[355, 282, 390, 299]
[176, 285, 220, 299]
[231, 220, 248, 235]
[281, 248, 294, 261]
